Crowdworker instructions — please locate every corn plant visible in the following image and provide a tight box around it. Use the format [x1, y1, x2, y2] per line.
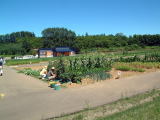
[49, 56, 113, 83]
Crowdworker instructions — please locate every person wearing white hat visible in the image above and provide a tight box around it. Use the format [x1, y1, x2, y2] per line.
[51, 67, 55, 69]
[47, 66, 56, 81]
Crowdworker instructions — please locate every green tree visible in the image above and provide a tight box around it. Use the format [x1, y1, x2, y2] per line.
[22, 40, 31, 53]
[42, 27, 76, 48]
[16, 37, 43, 49]
[0, 31, 35, 43]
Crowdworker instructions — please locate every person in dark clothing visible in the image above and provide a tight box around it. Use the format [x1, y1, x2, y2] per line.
[47, 67, 56, 81]
[0, 58, 3, 76]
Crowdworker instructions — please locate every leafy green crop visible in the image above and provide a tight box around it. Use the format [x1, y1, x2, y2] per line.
[18, 68, 40, 77]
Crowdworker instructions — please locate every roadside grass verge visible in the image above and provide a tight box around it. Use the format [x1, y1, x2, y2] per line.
[48, 89, 160, 120]
[97, 94, 160, 120]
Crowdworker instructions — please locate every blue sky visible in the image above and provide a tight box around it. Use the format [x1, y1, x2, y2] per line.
[0, 0, 160, 36]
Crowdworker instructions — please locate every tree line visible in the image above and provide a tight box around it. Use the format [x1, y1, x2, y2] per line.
[0, 28, 160, 55]
[0, 31, 35, 43]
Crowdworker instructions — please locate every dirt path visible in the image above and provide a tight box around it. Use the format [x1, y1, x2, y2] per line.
[0, 66, 160, 120]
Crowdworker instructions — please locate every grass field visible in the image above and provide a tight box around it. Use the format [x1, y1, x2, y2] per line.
[6, 57, 57, 65]
[49, 89, 160, 120]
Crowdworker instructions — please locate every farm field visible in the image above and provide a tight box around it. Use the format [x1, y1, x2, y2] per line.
[9, 49, 160, 88]
[13, 61, 159, 88]
[5, 46, 160, 66]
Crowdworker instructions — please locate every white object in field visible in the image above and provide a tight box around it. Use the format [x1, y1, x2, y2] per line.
[115, 71, 122, 79]
[23, 55, 35, 59]
[117, 71, 122, 76]
[15, 55, 37, 60]
[35, 54, 38, 58]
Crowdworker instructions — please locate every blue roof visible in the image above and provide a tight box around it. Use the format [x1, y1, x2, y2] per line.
[39, 48, 53, 51]
[38, 47, 74, 52]
[54, 47, 73, 52]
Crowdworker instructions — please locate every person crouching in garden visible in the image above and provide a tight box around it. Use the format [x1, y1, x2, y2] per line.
[40, 66, 47, 79]
[47, 67, 57, 81]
